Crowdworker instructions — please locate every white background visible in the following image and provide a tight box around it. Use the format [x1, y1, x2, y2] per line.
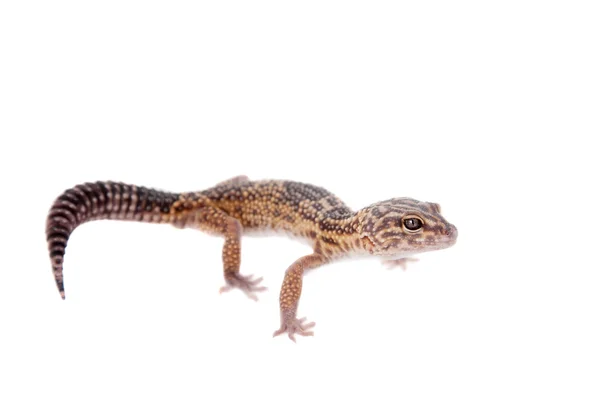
[1, 1, 599, 399]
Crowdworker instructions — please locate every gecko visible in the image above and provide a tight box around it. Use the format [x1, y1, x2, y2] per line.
[46, 176, 458, 341]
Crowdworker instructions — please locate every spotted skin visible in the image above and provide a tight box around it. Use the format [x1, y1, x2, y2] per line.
[46, 178, 458, 341]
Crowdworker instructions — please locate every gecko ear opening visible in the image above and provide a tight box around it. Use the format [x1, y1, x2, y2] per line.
[360, 235, 376, 253]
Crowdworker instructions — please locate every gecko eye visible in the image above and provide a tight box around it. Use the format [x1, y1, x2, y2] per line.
[402, 216, 423, 233]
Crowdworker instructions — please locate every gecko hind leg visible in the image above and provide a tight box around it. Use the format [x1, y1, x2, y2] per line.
[219, 274, 266, 301]
[218, 216, 266, 300]
[186, 206, 266, 300]
[216, 175, 250, 187]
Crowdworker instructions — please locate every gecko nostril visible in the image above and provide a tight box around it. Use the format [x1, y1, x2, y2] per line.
[445, 225, 458, 238]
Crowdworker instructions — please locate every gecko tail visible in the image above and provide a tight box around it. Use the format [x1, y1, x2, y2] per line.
[46, 181, 180, 299]
[57, 282, 66, 300]
[47, 200, 73, 300]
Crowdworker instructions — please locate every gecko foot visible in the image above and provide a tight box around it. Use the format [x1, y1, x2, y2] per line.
[219, 273, 267, 301]
[382, 257, 419, 271]
[273, 316, 315, 342]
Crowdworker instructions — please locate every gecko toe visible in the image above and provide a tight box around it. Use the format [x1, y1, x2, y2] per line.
[383, 257, 420, 271]
[220, 272, 267, 301]
[273, 315, 316, 342]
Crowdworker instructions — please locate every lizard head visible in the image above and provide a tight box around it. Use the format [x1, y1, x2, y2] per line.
[356, 198, 458, 257]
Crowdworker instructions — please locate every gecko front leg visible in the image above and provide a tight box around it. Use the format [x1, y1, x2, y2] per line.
[382, 257, 419, 271]
[273, 253, 326, 342]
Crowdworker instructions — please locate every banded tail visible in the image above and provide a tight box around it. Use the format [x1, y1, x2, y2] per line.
[46, 182, 180, 299]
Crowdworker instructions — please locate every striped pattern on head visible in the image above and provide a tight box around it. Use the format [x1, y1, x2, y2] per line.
[356, 198, 457, 257]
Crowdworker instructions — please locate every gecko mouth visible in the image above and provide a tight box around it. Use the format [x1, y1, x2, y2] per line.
[432, 238, 456, 249]
[379, 236, 456, 255]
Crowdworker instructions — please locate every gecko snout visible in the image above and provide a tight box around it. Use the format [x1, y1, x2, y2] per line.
[445, 224, 458, 241]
